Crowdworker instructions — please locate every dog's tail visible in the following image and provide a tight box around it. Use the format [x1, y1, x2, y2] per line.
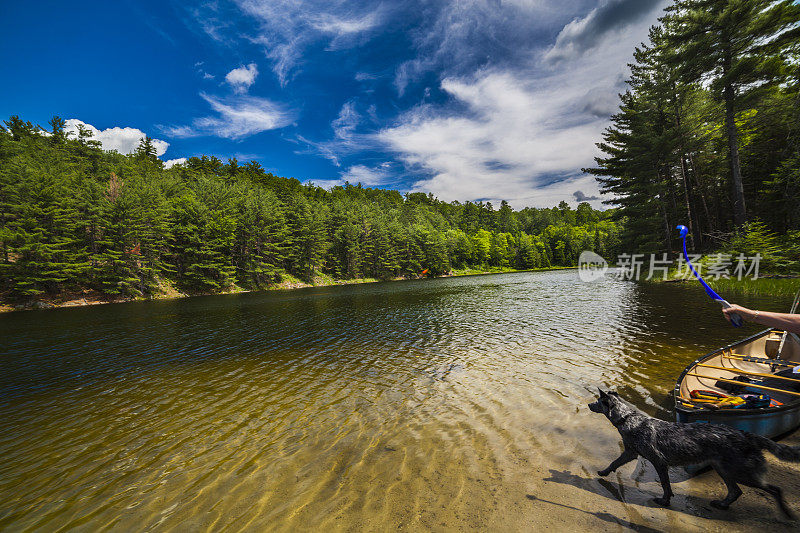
[760, 436, 800, 462]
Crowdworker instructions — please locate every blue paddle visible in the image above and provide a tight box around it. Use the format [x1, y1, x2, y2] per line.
[676, 225, 743, 327]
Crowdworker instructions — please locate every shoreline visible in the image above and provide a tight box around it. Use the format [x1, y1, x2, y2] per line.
[0, 266, 577, 313]
[651, 274, 800, 298]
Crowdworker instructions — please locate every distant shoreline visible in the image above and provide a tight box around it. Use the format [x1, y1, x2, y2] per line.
[0, 266, 578, 313]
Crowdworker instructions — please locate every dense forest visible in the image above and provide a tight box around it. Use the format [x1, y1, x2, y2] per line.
[0, 118, 620, 300]
[4, 0, 799, 304]
[587, 0, 800, 257]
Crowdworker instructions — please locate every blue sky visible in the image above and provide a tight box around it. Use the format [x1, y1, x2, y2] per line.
[0, 0, 667, 209]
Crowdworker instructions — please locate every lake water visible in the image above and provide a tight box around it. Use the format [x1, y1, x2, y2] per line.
[0, 271, 795, 531]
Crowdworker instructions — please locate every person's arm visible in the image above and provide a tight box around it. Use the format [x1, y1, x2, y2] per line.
[722, 304, 800, 334]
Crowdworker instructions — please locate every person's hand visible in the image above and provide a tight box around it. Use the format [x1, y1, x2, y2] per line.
[722, 304, 754, 324]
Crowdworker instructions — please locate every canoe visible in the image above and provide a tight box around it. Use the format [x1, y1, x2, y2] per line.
[674, 328, 800, 438]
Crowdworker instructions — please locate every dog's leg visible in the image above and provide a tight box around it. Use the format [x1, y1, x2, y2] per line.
[598, 449, 637, 477]
[652, 462, 673, 507]
[709, 467, 742, 510]
[762, 485, 795, 519]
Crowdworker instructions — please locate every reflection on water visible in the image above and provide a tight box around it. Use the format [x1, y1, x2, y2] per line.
[0, 271, 793, 530]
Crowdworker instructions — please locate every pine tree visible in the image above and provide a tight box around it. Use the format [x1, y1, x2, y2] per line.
[662, 0, 800, 226]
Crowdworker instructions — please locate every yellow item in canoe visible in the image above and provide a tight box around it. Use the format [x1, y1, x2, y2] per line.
[713, 396, 746, 408]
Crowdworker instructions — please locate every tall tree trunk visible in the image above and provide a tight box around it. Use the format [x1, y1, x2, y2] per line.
[687, 151, 714, 234]
[673, 86, 699, 249]
[679, 154, 696, 250]
[722, 48, 746, 225]
[657, 170, 673, 255]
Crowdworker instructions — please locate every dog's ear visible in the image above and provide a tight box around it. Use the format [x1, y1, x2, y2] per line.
[609, 391, 620, 397]
[598, 388, 607, 397]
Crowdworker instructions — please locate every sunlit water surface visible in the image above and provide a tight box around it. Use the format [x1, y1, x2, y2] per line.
[0, 271, 793, 531]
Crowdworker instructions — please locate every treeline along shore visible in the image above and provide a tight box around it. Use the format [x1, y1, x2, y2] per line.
[0, 117, 621, 309]
[3, 0, 800, 311]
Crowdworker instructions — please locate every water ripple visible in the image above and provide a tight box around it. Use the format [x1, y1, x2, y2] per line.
[0, 271, 792, 530]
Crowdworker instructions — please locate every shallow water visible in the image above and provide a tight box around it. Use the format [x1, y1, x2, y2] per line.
[0, 271, 795, 531]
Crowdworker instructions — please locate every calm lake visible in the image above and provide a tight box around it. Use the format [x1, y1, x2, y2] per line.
[0, 270, 795, 531]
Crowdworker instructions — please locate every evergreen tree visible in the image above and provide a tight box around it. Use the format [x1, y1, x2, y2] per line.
[662, 0, 800, 226]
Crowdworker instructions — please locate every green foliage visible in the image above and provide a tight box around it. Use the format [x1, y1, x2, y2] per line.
[0, 114, 620, 301]
[587, 0, 800, 256]
[723, 220, 798, 272]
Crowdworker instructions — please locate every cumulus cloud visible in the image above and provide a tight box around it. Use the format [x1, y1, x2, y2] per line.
[161, 93, 294, 140]
[573, 190, 600, 202]
[164, 157, 187, 168]
[544, 0, 666, 64]
[380, 71, 609, 207]
[225, 63, 258, 93]
[64, 119, 169, 156]
[341, 162, 392, 186]
[306, 162, 393, 190]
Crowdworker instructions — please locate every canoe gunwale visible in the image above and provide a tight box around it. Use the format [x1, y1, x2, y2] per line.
[673, 328, 800, 418]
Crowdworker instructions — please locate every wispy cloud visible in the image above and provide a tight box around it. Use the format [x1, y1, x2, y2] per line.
[225, 63, 258, 93]
[234, 0, 384, 85]
[379, 10, 660, 209]
[295, 100, 371, 165]
[64, 119, 169, 156]
[392, 0, 577, 96]
[180, 0, 664, 208]
[311, 12, 380, 35]
[161, 93, 294, 140]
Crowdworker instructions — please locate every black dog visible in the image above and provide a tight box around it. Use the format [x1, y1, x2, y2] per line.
[588, 389, 800, 517]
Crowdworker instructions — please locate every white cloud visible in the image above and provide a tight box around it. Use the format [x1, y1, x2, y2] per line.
[64, 119, 169, 156]
[164, 157, 187, 168]
[305, 178, 347, 190]
[311, 11, 380, 36]
[341, 163, 392, 186]
[379, 71, 604, 207]
[188, 0, 663, 208]
[544, 0, 666, 64]
[306, 162, 393, 190]
[295, 100, 371, 165]
[354, 71, 377, 82]
[225, 63, 259, 93]
[161, 93, 294, 140]
[332, 100, 359, 140]
[379, 12, 659, 209]
[520, 175, 608, 209]
[233, 1, 384, 85]
[392, 0, 579, 95]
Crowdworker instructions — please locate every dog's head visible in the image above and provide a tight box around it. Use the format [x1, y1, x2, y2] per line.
[588, 389, 620, 415]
